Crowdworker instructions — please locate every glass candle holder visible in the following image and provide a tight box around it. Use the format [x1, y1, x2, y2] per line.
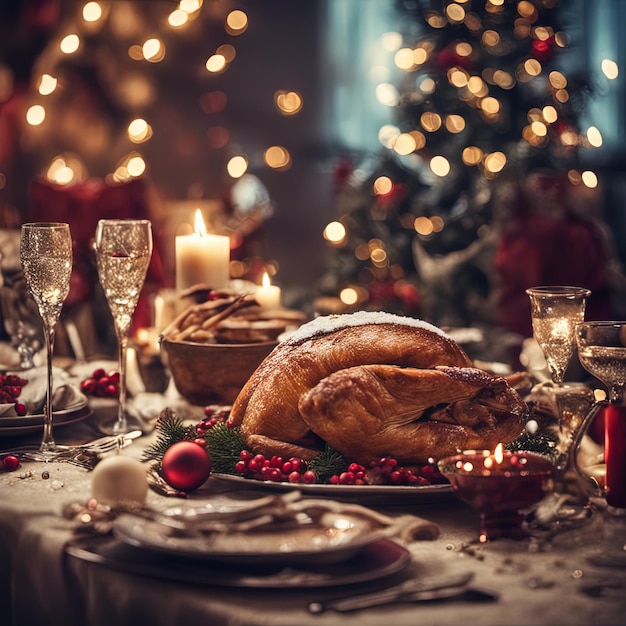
[438, 448, 554, 542]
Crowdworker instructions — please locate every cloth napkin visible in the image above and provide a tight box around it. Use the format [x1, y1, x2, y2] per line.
[107, 490, 441, 545]
[0, 366, 86, 416]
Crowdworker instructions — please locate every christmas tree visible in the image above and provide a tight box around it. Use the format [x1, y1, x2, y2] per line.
[319, 0, 611, 344]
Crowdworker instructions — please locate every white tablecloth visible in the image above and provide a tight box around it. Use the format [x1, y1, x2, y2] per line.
[1, 405, 626, 626]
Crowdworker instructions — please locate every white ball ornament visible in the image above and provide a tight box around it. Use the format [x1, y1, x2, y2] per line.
[91, 455, 148, 506]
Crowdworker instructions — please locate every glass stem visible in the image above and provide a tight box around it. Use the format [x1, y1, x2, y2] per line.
[609, 385, 623, 405]
[114, 331, 129, 435]
[40, 324, 56, 453]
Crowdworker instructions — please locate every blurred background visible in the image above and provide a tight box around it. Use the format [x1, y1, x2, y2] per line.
[1, 0, 625, 363]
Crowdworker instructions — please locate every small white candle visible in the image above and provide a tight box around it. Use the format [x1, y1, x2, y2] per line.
[175, 209, 230, 291]
[255, 272, 281, 310]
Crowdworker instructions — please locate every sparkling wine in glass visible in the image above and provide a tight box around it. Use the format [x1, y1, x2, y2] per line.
[575, 321, 626, 512]
[20, 222, 72, 453]
[526, 286, 591, 386]
[95, 219, 152, 435]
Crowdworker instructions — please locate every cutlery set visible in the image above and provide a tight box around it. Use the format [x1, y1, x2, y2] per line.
[1, 430, 142, 467]
[308, 571, 497, 613]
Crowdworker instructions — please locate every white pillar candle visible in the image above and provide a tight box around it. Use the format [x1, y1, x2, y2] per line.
[255, 272, 281, 310]
[175, 210, 230, 291]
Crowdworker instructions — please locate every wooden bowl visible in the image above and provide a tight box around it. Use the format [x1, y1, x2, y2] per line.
[160, 337, 277, 406]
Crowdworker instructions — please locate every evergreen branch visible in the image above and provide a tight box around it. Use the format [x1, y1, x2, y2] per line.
[141, 408, 195, 463]
[205, 422, 247, 474]
[308, 444, 347, 483]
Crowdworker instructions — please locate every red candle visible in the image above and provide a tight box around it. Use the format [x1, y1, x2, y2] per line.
[604, 404, 626, 509]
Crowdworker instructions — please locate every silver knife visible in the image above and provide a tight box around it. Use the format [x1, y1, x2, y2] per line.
[308, 571, 487, 613]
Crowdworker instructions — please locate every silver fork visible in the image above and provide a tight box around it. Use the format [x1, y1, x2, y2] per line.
[2, 430, 142, 463]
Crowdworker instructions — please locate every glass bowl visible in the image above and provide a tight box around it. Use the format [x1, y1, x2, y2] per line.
[438, 448, 554, 541]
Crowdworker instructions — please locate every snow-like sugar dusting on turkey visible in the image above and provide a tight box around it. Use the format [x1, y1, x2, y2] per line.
[286, 311, 449, 344]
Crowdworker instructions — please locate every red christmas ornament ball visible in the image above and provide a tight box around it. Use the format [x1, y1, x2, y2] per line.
[161, 441, 212, 491]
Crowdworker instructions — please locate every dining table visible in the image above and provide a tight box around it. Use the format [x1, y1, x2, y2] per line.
[1, 352, 626, 626]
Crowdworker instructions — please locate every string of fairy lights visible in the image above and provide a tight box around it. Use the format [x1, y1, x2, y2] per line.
[321, 0, 620, 309]
[21, 0, 303, 189]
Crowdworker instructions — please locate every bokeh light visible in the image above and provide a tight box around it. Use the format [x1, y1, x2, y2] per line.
[227, 155, 248, 178]
[226, 10, 248, 35]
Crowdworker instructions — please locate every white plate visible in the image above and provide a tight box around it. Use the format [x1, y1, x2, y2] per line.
[0, 396, 88, 427]
[0, 405, 93, 437]
[211, 472, 453, 499]
[67, 536, 412, 588]
[112, 508, 385, 565]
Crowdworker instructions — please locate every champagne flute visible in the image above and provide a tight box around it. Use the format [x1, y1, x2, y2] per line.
[20, 223, 72, 454]
[95, 219, 152, 435]
[526, 286, 591, 387]
[526, 286, 591, 471]
[575, 321, 626, 513]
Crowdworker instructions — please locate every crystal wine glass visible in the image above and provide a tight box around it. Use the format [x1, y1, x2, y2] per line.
[20, 222, 72, 454]
[526, 286, 591, 472]
[0, 276, 43, 369]
[526, 286, 591, 387]
[575, 321, 626, 513]
[95, 219, 152, 435]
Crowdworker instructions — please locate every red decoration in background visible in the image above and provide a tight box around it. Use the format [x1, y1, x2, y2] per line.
[436, 42, 474, 71]
[332, 157, 353, 194]
[531, 36, 555, 62]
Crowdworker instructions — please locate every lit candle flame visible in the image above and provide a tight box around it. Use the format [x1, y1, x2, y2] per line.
[262, 272, 271, 288]
[494, 443, 504, 464]
[194, 209, 207, 236]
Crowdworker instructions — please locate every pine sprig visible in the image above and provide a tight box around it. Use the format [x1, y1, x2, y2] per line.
[308, 444, 347, 483]
[205, 422, 246, 474]
[141, 408, 196, 463]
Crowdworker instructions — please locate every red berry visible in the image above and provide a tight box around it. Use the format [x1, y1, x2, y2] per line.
[239, 450, 253, 462]
[107, 371, 120, 384]
[289, 458, 303, 472]
[302, 470, 316, 484]
[80, 378, 96, 394]
[14, 402, 27, 416]
[270, 455, 283, 468]
[248, 455, 265, 472]
[235, 460, 248, 474]
[390, 470, 403, 484]
[3, 455, 20, 471]
[269, 468, 282, 481]
[92, 368, 106, 380]
[339, 471, 354, 485]
[6, 385, 21, 398]
[288, 471, 301, 483]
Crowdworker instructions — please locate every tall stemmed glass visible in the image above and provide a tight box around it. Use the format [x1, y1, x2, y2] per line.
[20, 223, 72, 454]
[95, 219, 152, 435]
[575, 321, 626, 513]
[526, 286, 591, 471]
[526, 286, 591, 388]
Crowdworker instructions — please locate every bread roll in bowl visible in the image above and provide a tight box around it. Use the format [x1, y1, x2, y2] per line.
[229, 312, 474, 461]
